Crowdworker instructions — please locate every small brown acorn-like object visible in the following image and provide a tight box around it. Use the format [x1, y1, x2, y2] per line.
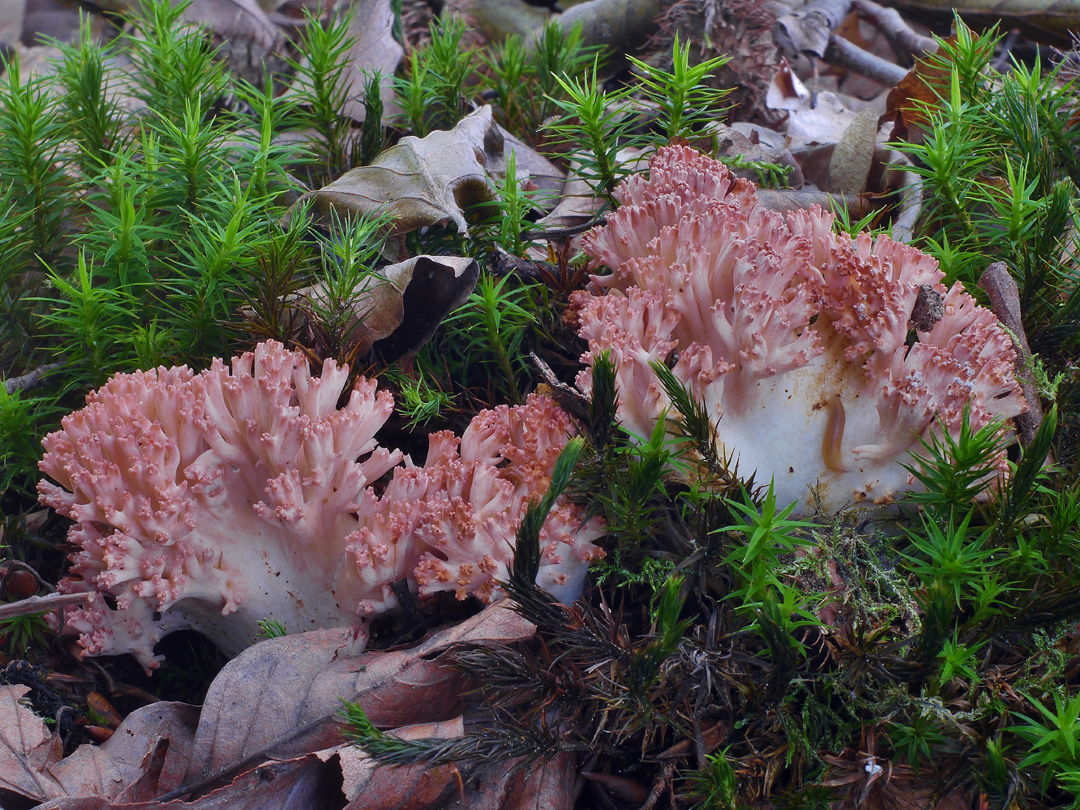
[1, 565, 38, 600]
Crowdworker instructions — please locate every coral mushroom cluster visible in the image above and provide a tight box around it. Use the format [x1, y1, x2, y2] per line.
[573, 145, 1026, 512]
[39, 342, 604, 669]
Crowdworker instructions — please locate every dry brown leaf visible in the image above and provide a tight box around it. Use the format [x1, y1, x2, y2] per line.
[6, 604, 533, 808]
[786, 92, 860, 148]
[340, 716, 465, 809]
[826, 107, 878, 194]
[492, 127, 566, 205]
[535, 171, 600, 233]
[0, 684, 65, 804]
[49, 744, 127, 799]
[178, 603, 532, 796]
[535, 147, 648, 237]
[37, 753, 345, 810]
[764, 58, 807, 111]
[445, 751, 576, 810]
[767, 62, 862, 149]
[295, 106, 500, 236]
[885, 36, 956, 137]
[2, 696, 200, 807]
[101, 703, 201, 799]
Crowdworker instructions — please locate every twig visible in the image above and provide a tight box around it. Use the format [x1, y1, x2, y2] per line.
[775, 0, 853, 58]
[884, 147, 923, 244]
[0, 592, 90, 621]
[86, 658, 119, 696]
[530, 352, 591, 425]
[521, 217, 606, 240]
[3, 361, 65, 395]
[852, 0, 938, 57]
[826, 33, 908, 86]
[639, 760, 675, 810]
[113, 681, 162, 704]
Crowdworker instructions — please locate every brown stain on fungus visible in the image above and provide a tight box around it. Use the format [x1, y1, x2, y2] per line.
[822, 395, 847, 473]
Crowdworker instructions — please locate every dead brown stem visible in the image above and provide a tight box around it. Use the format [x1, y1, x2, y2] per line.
[826, 32, 908, 85]
[977, 261, 1046, 446]
[4, 361, 65, 395]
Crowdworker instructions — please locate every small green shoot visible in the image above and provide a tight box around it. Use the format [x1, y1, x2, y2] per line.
[719, 480, 815, 603]
[1011, 691, 1080, 791]
[888, 713, 945, 774]
[257, 618, 288, 639]
[0, 611, 53, 656]
[681, 747, 739, 810]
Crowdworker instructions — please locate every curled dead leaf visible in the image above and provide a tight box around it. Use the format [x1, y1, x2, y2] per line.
[370, 255, 480, 363]
[286, 254, 479, 363]
[294, 107, 501, 237]
[884, 36, 957, 137]
[282, 0, 403, 123]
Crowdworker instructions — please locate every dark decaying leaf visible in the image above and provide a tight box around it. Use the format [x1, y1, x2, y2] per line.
[289, 254, 479, 362]
[443, 751, 576, 810]
[371, 255, 480, 362]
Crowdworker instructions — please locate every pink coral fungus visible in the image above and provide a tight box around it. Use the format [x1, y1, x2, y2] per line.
[39, 342, 604, 669]
[573, 145, 1026, 512]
